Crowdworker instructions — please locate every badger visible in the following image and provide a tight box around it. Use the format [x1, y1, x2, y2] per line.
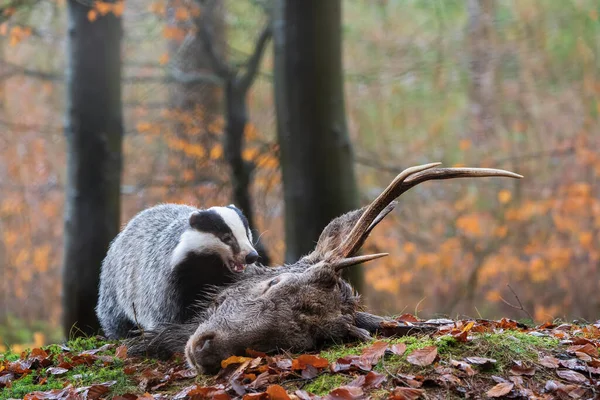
[96, 204, 259, 339]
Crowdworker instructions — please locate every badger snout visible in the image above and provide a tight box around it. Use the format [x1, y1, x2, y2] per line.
[245, 250, 259, 264]
[185, 330, 231, 374]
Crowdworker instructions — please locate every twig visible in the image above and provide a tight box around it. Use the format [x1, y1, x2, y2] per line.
[131, 302, 148, 357]
[499, 284, 534, 322]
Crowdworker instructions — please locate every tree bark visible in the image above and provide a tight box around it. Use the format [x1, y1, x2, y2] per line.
[62, 0, 123, 337]
[273, 0, 362, 290]
[467, 0, 497, 141]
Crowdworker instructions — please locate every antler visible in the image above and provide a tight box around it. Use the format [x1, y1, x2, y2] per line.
[332, 162, 523, 261]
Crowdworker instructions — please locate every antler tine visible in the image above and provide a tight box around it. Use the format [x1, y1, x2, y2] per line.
[334, 163, 523, 258]
[332, 253, 389, 271]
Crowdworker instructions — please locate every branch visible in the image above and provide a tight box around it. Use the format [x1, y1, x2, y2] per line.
[237, 22, 272, 93]
[499, 284, 534, 322]
[195, 0, 232, 79]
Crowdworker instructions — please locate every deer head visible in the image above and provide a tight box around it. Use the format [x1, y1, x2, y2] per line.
[131, 163, 522, 374]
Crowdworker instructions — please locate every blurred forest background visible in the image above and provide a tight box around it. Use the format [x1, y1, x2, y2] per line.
[1, 0, 599, 351]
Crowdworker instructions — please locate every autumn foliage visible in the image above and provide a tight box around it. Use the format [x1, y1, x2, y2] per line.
[0, 0, 599, 351]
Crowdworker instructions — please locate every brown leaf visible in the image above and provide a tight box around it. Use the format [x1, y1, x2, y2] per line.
[556, 369, 587, 383]
[266, 384, 291, 400]
[115, 344, 128, 360]
[174, 385, 231, 400]
[449, 359, 476, 376]
[390, 343, 407, 356]
[172, 368, 197, 380]
[292, 354, 329, 370]
[559, 358, 586, 371]
[112, 395, 138, 400]
[538, 355, 559, 369]
[360, 341, 388, 366]
[301, 365, 319, 379]
[388, 387, 425, 400]
[509, 362, 536, 376]
[396, 314, 419, 323]
[247, 349, 268, 358]
[324, 386, 363, 400]
[568, 343, 598, 357]
[83, 382, 112, 400]
[406, 346, 437, 367]
[486, 382, 514, 397]
[348, 371, 386, 389]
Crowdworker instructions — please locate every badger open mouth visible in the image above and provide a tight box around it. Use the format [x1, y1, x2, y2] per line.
[229, 261, 246, 273]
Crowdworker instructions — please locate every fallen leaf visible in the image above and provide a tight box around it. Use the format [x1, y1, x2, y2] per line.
[222, 355, 253, 368]
[538, 355, 559, 369]
[568, 343, 598, 357]
[292, 354, 329, 370]
[464, 356, 496, 368]
[348, 371, 386, 389]
[324, 386, 363, 400]
[450, 359, 476, 376]
[46, 367, 69, 375]
[406, 346, 437, 367]
[509, 362, 536, 376]
[301, 364, 319, 379]
[115, 345, 128, 359]
[360, 341, 388, 366]
[556, 369, 587, 383]
[388, 387, 424, 400]
[266, 384, 291, 400]
[390, 343, 407, 356]
[486, 382, 514, 397]
[396, 314, 419, 322]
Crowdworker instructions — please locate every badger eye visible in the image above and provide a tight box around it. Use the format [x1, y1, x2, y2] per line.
[268, 278, 280, 287]
[222, 235, 233, 244]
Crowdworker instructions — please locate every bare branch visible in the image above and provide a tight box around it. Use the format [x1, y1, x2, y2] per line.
[499, 284, 534, 322]
[237, 22, 272, 93]
[195, 0, 232, 79]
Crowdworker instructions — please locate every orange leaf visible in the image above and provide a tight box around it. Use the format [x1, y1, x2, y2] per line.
[265, 385, 290, 400]
[221, 355, 252, 368]
[112, 1, 124, 17]
[498, 189, 512, 204]
[95, 1, 112, 16]
[87, 9, 97, 22]
[159, 53, 169, 66]
[291, 354, 329, 370]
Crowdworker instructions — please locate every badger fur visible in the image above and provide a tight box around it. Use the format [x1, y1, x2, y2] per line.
[96, 204, 259, 339]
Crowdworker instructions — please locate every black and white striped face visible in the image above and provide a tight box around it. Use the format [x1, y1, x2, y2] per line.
[174, 205, 258, 274]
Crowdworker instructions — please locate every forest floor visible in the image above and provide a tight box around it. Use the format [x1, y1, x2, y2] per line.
[1, 318, 599, 399]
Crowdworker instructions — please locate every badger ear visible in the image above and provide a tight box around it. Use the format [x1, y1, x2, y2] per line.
[189, 211, 210, 230]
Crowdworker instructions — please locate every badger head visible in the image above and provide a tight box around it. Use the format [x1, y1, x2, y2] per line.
[172, 205, 259, 274]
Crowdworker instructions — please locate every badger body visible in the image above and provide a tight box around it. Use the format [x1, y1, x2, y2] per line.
[96, 203, 258, 339]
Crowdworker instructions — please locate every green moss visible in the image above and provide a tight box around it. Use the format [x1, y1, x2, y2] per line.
[65, 336, 111, 353]
[303, 373, 351, 396]
[1, 372, 63, 400]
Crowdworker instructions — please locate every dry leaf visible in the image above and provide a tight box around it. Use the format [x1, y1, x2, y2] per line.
[556, 369, 587, 383]
[389, 387, 425, 400]
[407, 346, 437, 367]
[486, 382, 514, 397]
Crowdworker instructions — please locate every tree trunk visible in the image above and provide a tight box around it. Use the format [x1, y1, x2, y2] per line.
[224, 81, 270, 264]
[62, 0, 123, 337]
[467, 0, 496, 142]
[273, 0, 362, 290]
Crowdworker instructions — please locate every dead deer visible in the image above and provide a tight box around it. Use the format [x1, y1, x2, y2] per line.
[128, 163, 522, 374]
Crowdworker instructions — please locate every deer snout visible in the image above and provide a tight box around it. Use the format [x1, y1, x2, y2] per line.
[185, 331, 229, 374]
